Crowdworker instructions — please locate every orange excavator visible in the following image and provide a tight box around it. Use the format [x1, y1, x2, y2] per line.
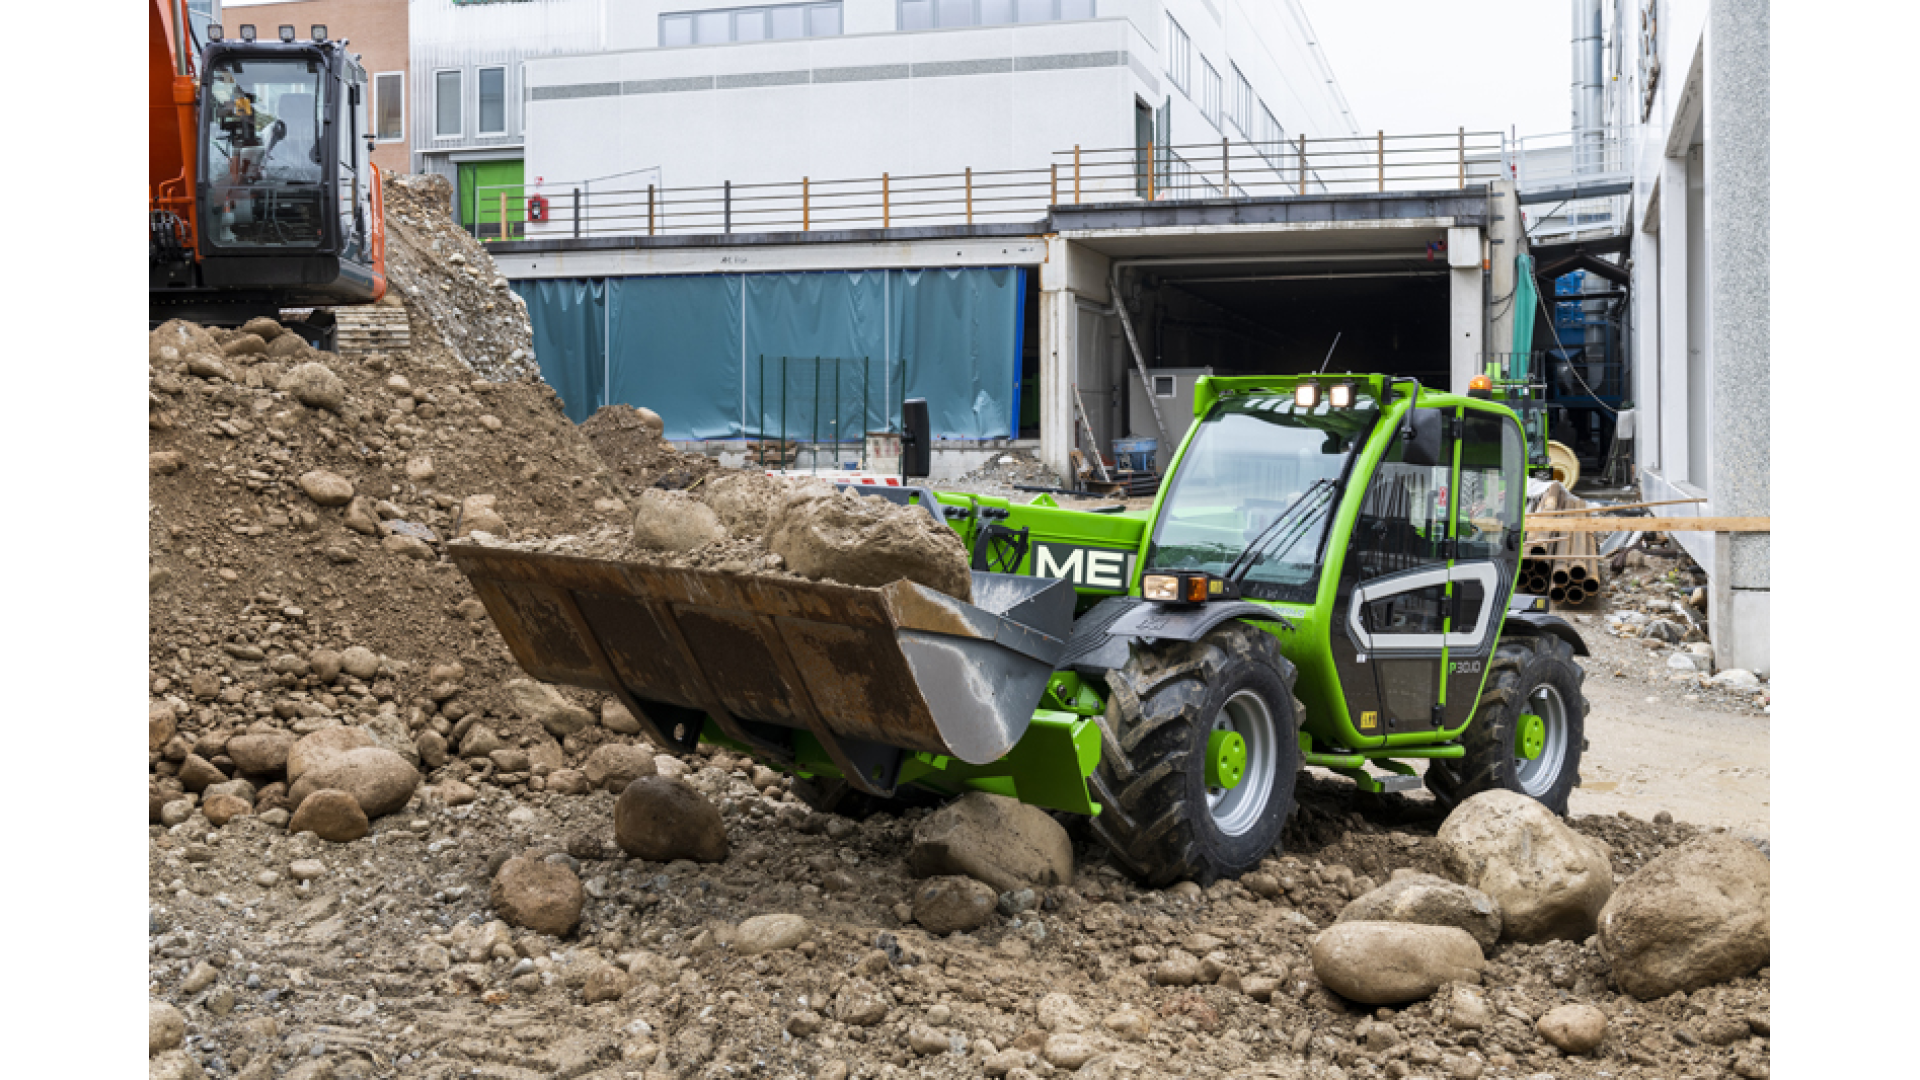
[149, 0, 386, 342]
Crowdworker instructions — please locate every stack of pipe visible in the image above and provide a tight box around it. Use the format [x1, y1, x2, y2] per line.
[1520, 481, 1603, 608]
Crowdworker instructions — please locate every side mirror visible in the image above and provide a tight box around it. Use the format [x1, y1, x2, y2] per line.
[1403, 409, 1446, 467]
[902, 398, 931, 480]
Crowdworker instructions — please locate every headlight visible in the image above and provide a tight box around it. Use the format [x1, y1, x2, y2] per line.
[1294, 382, 1319, 409]
[1142, 573, 1214, 604]
[1329, 381, 1355, 409]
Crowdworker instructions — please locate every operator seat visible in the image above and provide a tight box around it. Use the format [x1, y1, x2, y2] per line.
[270, 93, 322, 181]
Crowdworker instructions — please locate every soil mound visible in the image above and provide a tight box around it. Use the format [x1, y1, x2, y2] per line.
[380, 172, 538, 382]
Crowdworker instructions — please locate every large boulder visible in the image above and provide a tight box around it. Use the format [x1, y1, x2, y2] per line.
[1309, 921, 1486, 1005]
[288, 747, 420, 818]
[227, 731, 297, 775]
[1597, 835, 1770, 1000]
[613, 776, 729, 862]
[630, 488, 727, 552]
[1337, 871, 1504, 952]
[768, 486, 973, 602]
[281, 362, 345, 412]
[149, 702, 177, 753]
[911, 875, 998, 935]
[908, 791, 1073, 894]
[490, 856, 584, 936]
[288, 789, 370, 843]
[583, 743, 656, 793]
[149, 1000, 185, 1056]
[1438, 790, 1613, 942]
[501, 678, 595, 737]
[286, 726, 377, 783]
[735, 914, 811, 955]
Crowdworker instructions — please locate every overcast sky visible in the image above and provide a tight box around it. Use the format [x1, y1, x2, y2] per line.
[1305, 0, 1573, 140]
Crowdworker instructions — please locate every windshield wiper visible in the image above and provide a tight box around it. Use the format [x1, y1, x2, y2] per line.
[1223, 478, 1337, 587]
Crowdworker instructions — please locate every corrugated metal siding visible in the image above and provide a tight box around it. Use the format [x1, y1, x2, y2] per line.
[410, 0, 608, 162]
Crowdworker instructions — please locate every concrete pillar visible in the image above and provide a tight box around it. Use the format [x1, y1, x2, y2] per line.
[1630, 223, 1661, 472]
[1705, 0, 1770, 675]
[1657, 154, 1690, 487]
[1037, 237, 1110, 482]
[1484, 182, 1522, 369]
[1447, 226, 1484, 391]
[1037, 287, 1075, 481]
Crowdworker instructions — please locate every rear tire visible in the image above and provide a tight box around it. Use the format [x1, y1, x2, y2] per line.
[1089, 621, 1300, 887]
[1427, 635, 1588, 814]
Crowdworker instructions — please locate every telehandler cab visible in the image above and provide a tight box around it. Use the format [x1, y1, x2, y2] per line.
[452, 373, 1589, 885]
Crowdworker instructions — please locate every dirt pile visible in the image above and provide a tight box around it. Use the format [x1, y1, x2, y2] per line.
[380, 172, 539, 382]
[513, 405, 976, 601]
[147, 312, 640, 832]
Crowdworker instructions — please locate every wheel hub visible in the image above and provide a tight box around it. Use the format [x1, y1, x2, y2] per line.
[1205, 730, 1247, 791]
[1207, 690, 1277, 837]
[1516, 713, 1546, 760]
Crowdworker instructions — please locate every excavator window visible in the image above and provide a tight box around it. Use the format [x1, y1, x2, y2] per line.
[203, 56, 327, 250]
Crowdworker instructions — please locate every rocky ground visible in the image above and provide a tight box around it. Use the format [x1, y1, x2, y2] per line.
[147, 190, 1767, 1080]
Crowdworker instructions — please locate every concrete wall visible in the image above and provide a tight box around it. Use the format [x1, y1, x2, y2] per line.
[1625, 0, 1769, 675]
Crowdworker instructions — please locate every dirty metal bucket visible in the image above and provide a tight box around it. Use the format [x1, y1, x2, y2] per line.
[448, 544, 1074, 795]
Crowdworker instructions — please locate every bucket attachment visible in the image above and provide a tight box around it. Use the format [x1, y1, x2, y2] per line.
[449, 544, 1075, 797]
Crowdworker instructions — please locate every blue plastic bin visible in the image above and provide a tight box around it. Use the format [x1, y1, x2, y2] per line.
[1111, 437, 1158, 473]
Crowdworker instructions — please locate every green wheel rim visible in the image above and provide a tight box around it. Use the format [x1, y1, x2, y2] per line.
[1516, 713, 1547, 760]
[1205, 729, 1248, 791]
[1513, 685, 1569, 796]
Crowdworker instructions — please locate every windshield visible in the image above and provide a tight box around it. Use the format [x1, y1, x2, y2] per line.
[1146, 393, 1378, 602]
[204, 56, 326, 248]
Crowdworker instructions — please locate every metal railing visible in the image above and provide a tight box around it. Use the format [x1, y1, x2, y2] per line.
[1508, 129, 1630, 194]
[463, 129, 1506, 241]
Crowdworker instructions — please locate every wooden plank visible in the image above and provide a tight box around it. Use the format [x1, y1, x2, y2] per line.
[1525, 516, 1768, 533]
[1531, 497, 1708, 516]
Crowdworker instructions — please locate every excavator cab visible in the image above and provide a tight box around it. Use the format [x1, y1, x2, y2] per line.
[149, 12, 385, 334]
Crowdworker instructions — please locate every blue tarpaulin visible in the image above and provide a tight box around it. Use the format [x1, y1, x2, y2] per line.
[513, 267, 1024, 441]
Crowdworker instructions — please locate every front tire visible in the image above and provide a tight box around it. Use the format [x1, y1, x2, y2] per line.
[1089, 621, 1300, 886]
[1427, 635, 1588, 814]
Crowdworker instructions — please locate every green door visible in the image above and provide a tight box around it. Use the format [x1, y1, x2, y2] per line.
[455, 159, 524, 238]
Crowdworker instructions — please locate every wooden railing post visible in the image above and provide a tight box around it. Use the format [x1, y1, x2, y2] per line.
[802, 176, 810, 232]
[1297, 134, 1306, 195]
[1050, 163, 1058, 206]
[498, 190, 508, 240]
[648, 184, 655, 235]
[965, 167, 973, 223]
[882, 172, 890, 228]
[1073, 144, 1081, 203]
[1377, 130, 1385, 192]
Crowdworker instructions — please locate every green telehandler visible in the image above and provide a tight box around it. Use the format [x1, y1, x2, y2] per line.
[451, 373, 1590, 886]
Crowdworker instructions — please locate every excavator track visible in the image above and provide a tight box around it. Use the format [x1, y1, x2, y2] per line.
[331, 306, 412, 359]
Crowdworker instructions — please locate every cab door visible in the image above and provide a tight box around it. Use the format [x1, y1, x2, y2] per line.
[1333, 405, 1456, 739]
[1437, 407, 1527, 728]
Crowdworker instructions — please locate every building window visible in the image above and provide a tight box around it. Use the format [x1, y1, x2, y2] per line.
[477, 66, 506, 136]
[898, 0, 1093, 29]
[373, 72, 404, 142]
[1165, 16, 1190, 94]
[1259, 104, 1284, 166]
[662, 3, 843, 45]
[1228, 64, 1252, 135]
[1199, 58, 1221, 128]
[434, 70, 460, 138]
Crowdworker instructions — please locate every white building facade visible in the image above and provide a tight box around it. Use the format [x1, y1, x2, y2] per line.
[1621, 0, 1769, 674]
[401, 0, 1359, 221]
